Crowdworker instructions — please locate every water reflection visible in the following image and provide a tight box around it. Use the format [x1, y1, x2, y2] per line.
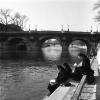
[68, 40, 87, 56]
[68, 40, 87, 64]
[42, 44, 62, 61]
[69, 45, 87, 56]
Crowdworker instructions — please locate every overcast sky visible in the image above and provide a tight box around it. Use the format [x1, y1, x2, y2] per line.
[0, 0, 98, 31]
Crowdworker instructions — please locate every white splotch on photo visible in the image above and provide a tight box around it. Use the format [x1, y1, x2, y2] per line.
[97, 48, 100, 67]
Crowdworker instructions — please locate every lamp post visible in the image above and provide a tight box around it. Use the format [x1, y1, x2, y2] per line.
[35, 25, 37, 31]
[90, 26, 94, 35]
[91, 26, 92, 33]
[97, 23, 100, 32]
[68, 25, 69, 32]
[29, 24, 30, 32]
[61, 25, 64, 33]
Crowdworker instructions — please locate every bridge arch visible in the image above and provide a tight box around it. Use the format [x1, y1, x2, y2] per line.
[39, 36, 62, 47]
[68, 38, 91, 56]
[5, 37, 28, 51]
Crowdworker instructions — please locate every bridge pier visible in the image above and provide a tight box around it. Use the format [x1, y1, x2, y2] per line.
[0, 40, 44, 60]
[0, 41, 6, 59]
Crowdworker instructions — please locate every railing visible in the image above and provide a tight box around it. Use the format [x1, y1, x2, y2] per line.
[70, 75, 87, 100]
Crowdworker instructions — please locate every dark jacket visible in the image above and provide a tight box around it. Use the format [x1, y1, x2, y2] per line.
[56, 65, 71, 84]
[71, 67, 83, 81]
[79, 54, 94, 76]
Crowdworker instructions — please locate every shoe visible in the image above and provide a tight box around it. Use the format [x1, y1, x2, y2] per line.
[65, 82, 72, 86]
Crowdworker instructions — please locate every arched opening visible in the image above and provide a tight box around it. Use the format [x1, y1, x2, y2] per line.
[68, 40, 87, 62]
[41, 38, 62, 61]
[16, 43, 27, 51]
[6, 38, 27, 51]
[5, 38, 27, 60]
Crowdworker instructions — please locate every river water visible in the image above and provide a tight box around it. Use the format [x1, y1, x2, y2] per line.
[0, 44, 87, 100]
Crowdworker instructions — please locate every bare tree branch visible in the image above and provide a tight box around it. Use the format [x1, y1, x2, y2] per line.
[93, 1, 100, 23]
[0, 9, 12, 25]
[13, 12, 28, 29]
[93, 1, 100, 10]
[0, 9, 28, 30]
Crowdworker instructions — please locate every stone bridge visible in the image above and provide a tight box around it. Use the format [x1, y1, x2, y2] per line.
[0, 31, 100, 60]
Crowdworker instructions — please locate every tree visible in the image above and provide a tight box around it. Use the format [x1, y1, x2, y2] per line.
[0, 23, 6, 31]
[0, 9, 12, 25]
[93, 0, 100, 10]
[6, 24, 22, 31]
[12, 12, 28, 30]
[93, 1, 100, 22]
[0, 9, 28, 30]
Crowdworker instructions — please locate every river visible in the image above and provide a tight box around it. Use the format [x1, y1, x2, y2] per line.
[0, 44, 87, 100]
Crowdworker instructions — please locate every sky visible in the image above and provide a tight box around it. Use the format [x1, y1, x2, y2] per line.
[0, 0, 99, 31]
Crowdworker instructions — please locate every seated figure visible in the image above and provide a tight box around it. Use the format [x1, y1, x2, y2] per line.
[71, 53, 95, 84]
[47, 63, 72, 95]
